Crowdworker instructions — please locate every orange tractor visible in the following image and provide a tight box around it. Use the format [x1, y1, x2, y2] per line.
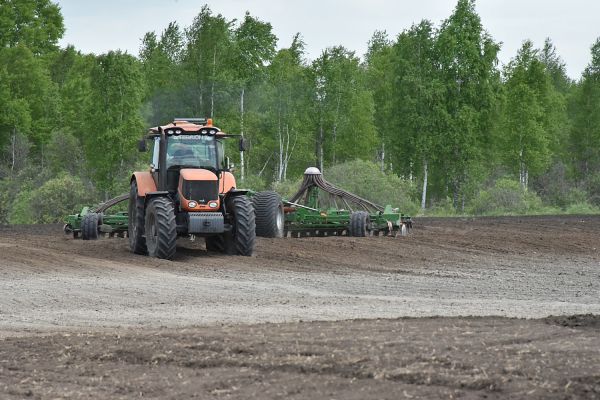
[130, 118, 272, 260]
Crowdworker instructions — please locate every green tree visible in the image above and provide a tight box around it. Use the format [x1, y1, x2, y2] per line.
[391, 20, 448, 210]
[501, 41, 552, 188]
[0, 0, 64, 55]
[85, 51, 145, 196]
[570, 38, 600, 179]
[184, 6, 235, 119]
[232, 12, 277, 181]
[311, 46, 377, 172]
[435, 0, 501, 209]
[140, 22, 186, 125]
[365, 30, 394, 172]
[257, 34, 312, 182]
[0, 45, 60, 158]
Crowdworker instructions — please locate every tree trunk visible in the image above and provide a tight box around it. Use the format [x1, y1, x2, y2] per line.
[11, 127, 16, 176]
[421, 159, 428, 210]
[379, 141, 385, 172]
[211, 48, 216, 118]
[316, 123, 324, 172]
[240, 87, 245, 182]
[277, 102, 283, 182]
[331, 93, 341, 165]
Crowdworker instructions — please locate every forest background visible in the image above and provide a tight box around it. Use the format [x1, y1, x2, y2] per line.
[2, 0, 600, 223]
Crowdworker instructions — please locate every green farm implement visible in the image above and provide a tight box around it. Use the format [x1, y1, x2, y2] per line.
[272, 167, 412, 238]
[63, 194, 129, 240]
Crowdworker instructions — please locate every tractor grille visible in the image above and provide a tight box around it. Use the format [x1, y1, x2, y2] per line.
[182, 180, 219, 204]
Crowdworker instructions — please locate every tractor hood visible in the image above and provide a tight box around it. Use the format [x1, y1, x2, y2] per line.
[179, 168, 218, 181]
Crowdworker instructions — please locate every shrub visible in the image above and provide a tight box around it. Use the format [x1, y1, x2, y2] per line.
[468, 178, 544, 215]
[9, 174, 97, 224]
[323, 160, 418, 215]
[272, 177, 303, 199]
[565, 202, 600, 215]
[427, 197, 458, 217]
[240, 174, 268, 191]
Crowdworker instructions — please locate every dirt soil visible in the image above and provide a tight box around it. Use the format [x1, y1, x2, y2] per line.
[1, 215, 599, 398]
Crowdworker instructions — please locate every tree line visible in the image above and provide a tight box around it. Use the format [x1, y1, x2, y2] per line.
[1, 0, 600, 223]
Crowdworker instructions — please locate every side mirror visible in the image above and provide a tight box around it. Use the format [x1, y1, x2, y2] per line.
[138, 139, 147, 152]
[239, 137, 249, 152]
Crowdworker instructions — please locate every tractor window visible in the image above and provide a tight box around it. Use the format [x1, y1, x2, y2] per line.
[216, 140, 225, 169]
[152, 138, 160, 168]
[166, 135, 218, 169]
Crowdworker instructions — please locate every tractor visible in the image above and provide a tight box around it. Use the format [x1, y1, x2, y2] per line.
[128, 117, 272, 260]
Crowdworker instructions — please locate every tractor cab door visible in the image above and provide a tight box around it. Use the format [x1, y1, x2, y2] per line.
[151, 137, 161, 189]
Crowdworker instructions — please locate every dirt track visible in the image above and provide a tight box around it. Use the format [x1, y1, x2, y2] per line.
[1, 216, 599, 398]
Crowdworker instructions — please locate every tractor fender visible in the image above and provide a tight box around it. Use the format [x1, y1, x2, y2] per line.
[131, 171, 157, 197]
[219, 171, 237, 194]
[223, 189, 249, 202]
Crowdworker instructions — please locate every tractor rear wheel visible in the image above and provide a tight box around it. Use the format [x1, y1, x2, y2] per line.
[82, 213, 100, 240]
[145, 197, 177, 260]
[128, 181, 147, 254]
[252, 191, 284, 238]
[228, 196, 256, 256]
[349, 211, 369, 237]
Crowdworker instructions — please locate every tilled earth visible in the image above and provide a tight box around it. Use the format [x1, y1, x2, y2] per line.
[1, 216, 599, 398]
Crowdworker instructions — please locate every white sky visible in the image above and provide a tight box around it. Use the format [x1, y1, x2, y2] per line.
[56, 0, 600, 80]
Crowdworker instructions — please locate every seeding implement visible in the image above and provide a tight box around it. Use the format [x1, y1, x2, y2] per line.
[64, 119, 412, 258]
[274, 167, 412, 237]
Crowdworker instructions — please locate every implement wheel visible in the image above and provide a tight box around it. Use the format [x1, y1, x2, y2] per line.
[252, 191, 284, 238]
[349, 211, 369, 237]
[128, 181, 147, 254]
[81, 213, 99, 240]
[145, 197, 177, 260]
[228, 196, 256, 256]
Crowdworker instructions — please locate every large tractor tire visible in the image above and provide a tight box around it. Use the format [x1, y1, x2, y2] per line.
[81, 212, 100, 240]
[349, 211, 370, 237]
[228, 195, 256, 256]
[252, 191, 284, 238]
[128, 181, 147, 254]
[144, 197, 177, 260]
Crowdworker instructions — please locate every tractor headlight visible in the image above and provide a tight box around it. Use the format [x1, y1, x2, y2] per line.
[188, 201, 198, 208]
[208, 201, 218, 208]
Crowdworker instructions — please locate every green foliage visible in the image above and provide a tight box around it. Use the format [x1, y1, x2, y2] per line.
[323, 160, 419, 215]
[435, 0, 501, 207]
[0, 0, 64, 55]
[311, 47, 377, 170]
[9, 174, 96, 224]
[569, 38, 600, 179]
[240, 174, 267, 191]
[565, 202, 600, 215]
[500, 40, 566, 188]
[2, 0, 600, 224]
[468, 178, 544, 215]
[85, 51, 145, 194]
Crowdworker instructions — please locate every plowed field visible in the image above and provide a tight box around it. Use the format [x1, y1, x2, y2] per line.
[1, 216, 599, 399]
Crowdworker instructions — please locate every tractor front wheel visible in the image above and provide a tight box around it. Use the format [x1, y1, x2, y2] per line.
[228, 196, 256, 256]
[81, 213, 100, 240]
[349, 211, 369, 237]
[252, 191, 284, 238]
[145, 197, 177, 260]
[128, 181, 147, 254]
